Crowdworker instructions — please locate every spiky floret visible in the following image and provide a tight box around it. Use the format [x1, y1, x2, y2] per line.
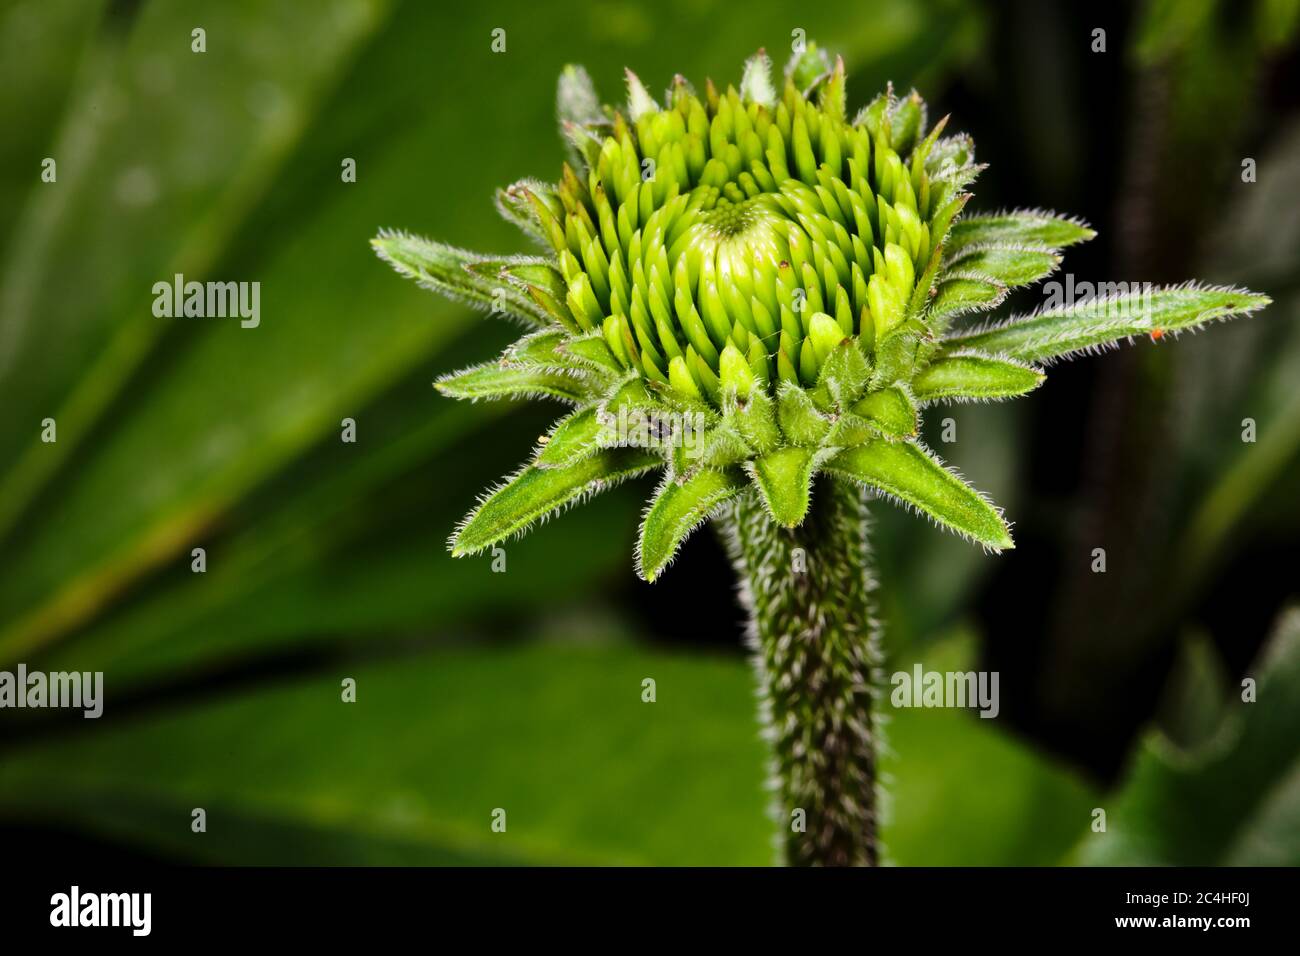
[374, 45, 1270, 581]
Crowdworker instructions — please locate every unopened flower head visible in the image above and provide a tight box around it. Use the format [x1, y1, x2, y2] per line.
[539, 48, 941, 401]
[375, 44, 1269, 581]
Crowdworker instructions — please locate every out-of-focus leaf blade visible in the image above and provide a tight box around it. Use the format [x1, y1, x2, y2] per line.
[0, 643, 772, 865]
[882, 629, 1098, 864]
[0, 635, 1094, 866]
[0, 0, 390, 543]
[1073, 607, 1300, 866]
[31, 389, 642, 690]
[0, 0, 104, 251]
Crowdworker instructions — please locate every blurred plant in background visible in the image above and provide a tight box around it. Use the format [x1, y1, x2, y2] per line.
[0, 0, 1296, 866]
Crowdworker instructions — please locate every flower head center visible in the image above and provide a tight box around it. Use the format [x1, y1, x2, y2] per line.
[687, 194, 791, 278]
[703, 195, 770, 238]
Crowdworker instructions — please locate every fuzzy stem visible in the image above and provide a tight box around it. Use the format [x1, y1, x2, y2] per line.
[720, 475, 882, 866]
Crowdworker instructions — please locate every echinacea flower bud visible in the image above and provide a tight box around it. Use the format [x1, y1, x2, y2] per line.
[375, 42, 1271, 869]
[375, 44, 1269, 582]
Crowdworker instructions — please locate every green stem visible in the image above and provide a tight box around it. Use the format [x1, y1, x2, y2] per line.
[720, 476, 882, 866]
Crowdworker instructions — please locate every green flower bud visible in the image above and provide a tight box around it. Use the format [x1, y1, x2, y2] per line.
[527, 65, 960, 404]
[378, 46, 1269, 572]
[374, 42, 1274, 874]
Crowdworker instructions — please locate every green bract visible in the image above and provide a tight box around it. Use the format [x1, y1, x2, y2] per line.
[375, 45, 1270, 581]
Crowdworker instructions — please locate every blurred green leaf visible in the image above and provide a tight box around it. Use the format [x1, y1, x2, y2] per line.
[0, 0, 104, 253]
[1154, 631, 1231, 751]
[0, 642, 772, 865]
[1132, 0, 1219, 65]
[24, 333, 647, 690]
[1168, 121, 1300, 595]
[37, 465, 648, 692]
[1074, 607, 1300, 865]
[0, 0, 391, 546]
[0, 635, 1094, 865]
[880, 629, 1098, 864]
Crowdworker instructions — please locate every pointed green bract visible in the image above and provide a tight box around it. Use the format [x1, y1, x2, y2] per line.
[563, 333, 623, 372]
[890, 90, 926, 154]
[525, 282, 581, 332]
[600, 375, 667, 422]
[948, 210, 1095, 254]
[870, 322, 924, 386]
[496, 259, 569, 300]
[912, 353, 1044, 402]
[749, 446, 819, 527]
[371, 232, 549, 326]
[777, 382, 832, 446]
[435, 362, 592, 403]
[495, 181, 551, 245]
[557, 64, 603, 128]
[945, 245, 1061, 288]
[816, 340, 872, 409]
[505, 329, 569, 366]
[827, 441, 1012, 549]
[739, 50, 776, 107]
[506, 329, 617, 381]
[731, 391, 781, 455]
[693, 422, 751, 469]
[451, 449, 659, 556]
[787, 43, 831, 93]
[949, 284, 1273, 363]
[929, 275, 1008, 323]
[852, 386, 918, 437]
[535, 406, 604, 467]
[375, 51, 1267, 580]
[638, 468, 748, 580]
[826, 411, 877, 447]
